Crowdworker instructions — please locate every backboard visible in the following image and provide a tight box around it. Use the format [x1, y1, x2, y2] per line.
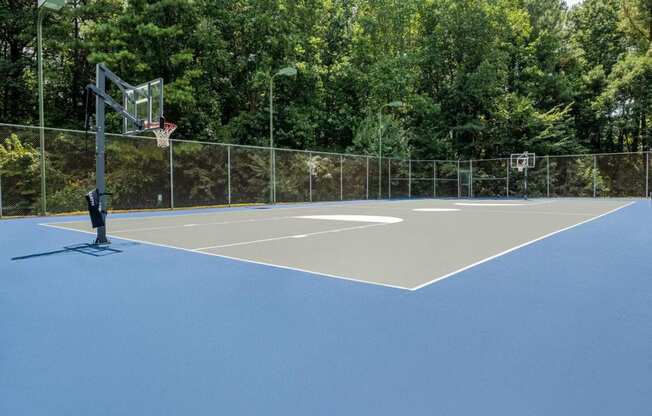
[510, 152, 536, 170]
[123, 79, 164, 134]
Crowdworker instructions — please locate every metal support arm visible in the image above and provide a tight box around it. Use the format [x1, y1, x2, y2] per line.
[85, 84, 143, 130]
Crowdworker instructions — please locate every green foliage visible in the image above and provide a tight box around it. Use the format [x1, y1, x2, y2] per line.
[0, 133, 40, 213]
[0, 0, 651, 161]
[349, 113, 411, 158]
[0, 0, 37, 124]
[594, 53, 652, 150]
[46, 179, 90, 212]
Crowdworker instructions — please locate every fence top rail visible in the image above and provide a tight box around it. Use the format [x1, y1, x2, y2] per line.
[547, 151, 651, 158]
[1, 122, 650, 164]
[0, 122, 407, 161]
[412, 159, 459, 163]
[467, 151, 652, 162]
[468, 157, 510, 163]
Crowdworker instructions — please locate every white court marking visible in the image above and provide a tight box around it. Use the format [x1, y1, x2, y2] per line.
[413, 208, 461, 212]
[295, 215, 403, 223]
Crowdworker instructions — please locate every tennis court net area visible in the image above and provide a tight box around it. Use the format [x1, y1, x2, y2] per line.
[44, 198, 634, 290]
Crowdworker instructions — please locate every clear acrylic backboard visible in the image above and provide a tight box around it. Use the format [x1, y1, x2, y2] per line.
[123, 79, 164, 134]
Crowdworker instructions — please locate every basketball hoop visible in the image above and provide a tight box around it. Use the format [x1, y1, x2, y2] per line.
[517, 158, 527, 173]
[511, 151, 535, 172]
[145, 121, 177, 148]
[509, 151, 536, 200]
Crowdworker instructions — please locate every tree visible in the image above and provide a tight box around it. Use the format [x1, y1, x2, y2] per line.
[0, 133, 40, 214]
[595, 53, 652, 150]
[0, 0, 37, 124]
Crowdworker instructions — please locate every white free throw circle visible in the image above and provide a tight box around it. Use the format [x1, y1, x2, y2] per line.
[413, 208, 461, 212]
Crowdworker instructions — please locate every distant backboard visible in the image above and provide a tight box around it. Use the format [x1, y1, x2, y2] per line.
[123, 79, 164, 134]
[510, 152, 536, 170]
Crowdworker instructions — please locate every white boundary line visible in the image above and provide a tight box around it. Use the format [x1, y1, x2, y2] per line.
[40, 223, 411, 291]
[410, 201, 636, 291]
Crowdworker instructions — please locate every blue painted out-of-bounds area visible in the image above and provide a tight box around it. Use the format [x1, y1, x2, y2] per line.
[1, 201, 652, 415]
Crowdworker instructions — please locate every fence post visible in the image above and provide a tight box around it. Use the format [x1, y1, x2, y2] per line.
[593, 154, 597, 198]
[433, 161, 437, 198]
[340, 155, 343, 201]
[40, 134, 46, 216]
[408, 159, 412, 199]
[389, 160, 392, 199]
[273, 149, 277, 203]
[457, 160, 461, 198]
[646, 152, 649, 198]
[470, 159, 473, 198]
[269, 147, 274, 204]
[546, 155, 550, 198]
[378, 157, 382, 199]
[0, 173, 3, 218]
[227, 145, 232, 206]
[309, 152, 313, 203]
[169, 140, 175, 209]
[366, 156, 369, 200]
[506, 159, 510, 198]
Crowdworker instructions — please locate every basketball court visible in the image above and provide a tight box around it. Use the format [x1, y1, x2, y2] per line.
[43, 198, 634, 290]
[2, 63, 652, 415]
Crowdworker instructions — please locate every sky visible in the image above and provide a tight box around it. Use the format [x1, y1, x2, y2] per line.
[566, 0, 584, 6]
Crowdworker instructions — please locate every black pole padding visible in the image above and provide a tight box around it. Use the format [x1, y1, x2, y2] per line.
[85, 188, 105, 229]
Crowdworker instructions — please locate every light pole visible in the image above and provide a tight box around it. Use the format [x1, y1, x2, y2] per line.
[377, 101, 404, 199]
[37, 0, 66, 215]
[269, 66, 297, 203]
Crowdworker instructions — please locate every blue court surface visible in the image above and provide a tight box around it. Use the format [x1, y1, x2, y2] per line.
[2, 199, 652, 415]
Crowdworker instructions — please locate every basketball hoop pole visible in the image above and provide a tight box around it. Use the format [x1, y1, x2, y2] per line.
[522, 152, 529, 200]
[524, 163, 528, 200]
[95, 65, 108, 244]
[87, 64, 145, 244]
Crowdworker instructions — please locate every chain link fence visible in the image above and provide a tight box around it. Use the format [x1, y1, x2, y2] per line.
[0, 123, 650, 218]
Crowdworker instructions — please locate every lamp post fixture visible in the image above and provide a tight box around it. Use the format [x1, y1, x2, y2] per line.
[377, 101, 404, 199]
[37, 0, 66, 215]
[269, 66, 297, 203]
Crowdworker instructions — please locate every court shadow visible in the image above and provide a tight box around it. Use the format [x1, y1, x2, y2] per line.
[11, 243, 123, 261]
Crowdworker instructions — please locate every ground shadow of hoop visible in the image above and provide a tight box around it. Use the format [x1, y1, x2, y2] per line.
[11, 243, 124, 261]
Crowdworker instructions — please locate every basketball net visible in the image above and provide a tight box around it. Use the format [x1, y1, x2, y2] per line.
[517, 157, 527, 172]
[152, 122, 177, 148]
